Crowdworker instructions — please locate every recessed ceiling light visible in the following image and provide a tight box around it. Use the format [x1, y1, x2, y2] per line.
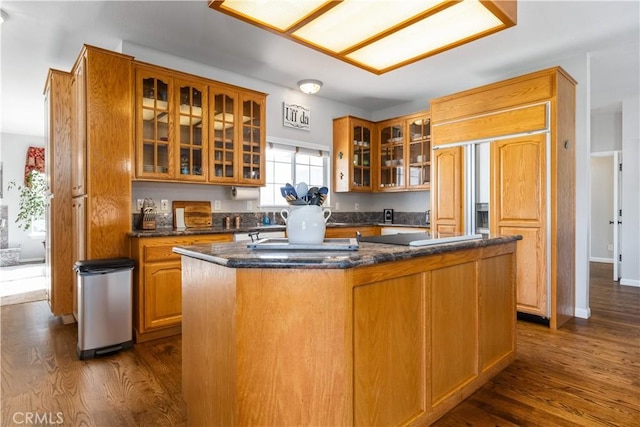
[210, 0, 517, 74]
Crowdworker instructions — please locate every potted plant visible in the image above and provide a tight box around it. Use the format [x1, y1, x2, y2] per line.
[7, 170, 47, 231]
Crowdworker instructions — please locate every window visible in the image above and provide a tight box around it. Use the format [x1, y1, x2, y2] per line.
[260, 141, 330, 207]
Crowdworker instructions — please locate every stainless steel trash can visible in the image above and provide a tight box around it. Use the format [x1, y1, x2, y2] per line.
[74, 257, 135, 360]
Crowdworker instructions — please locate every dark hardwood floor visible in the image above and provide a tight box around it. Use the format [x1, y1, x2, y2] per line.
[2, 263, 638, 426]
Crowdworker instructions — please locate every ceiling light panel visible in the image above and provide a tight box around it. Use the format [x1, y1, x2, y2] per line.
[210, 0, 516, 74]
[347, 0, 505, 72]
[216, 0, 330, 31]
[292, 0, 444, 53]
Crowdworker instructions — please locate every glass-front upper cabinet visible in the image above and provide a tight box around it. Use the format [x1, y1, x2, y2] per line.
[209, 86, 238, 182]
[136, 67, 173, 178]
[352, 121, 372, 190]
[238, 93, 265, 186]
[406, 112, 431, 189]
[378, 119, 405, 190]
[176, 80, 207, 182]
[332, 116, 374, 193]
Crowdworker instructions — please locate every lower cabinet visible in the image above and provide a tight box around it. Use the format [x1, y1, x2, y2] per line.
[130, 234, 233, 342]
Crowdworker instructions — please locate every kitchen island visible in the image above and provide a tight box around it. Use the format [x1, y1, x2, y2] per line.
[174, 234, 519, 426]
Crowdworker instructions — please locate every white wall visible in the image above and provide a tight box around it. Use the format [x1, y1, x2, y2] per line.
[0, 133, 46, 262]
[620, 97, 640, 287]
[592, 107, 622, 151]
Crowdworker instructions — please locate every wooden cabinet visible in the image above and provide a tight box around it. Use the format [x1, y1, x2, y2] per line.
[333, 111, 430, 193]
[133, 64, 266, 186]
[181, 239, 517, 426]
[377, 117, 405, 190]
[135, 66, 174, 179]
[70, 57, 86, 197]
[176, 78, 209, 181]
[431, 146, 464, 234]
[238, 92, 266, 185]
[70, 45, 134, 317]
[333, 116, 375, 192]
[43, 69, 74, 317]
[430, 67, 576, 328]
[130, 234, 233, 342]
[377, 110, 431, 191]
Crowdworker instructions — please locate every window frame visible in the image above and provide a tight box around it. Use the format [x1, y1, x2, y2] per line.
[260, 138, 331, 209]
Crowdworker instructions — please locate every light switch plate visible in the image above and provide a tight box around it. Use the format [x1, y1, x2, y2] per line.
[214, 200, 221, 211]
[136, 199, 144, 210]
[160, 199, 169, 211]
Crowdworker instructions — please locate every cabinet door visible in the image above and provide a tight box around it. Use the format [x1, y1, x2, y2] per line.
[406, 114, 431, 190]
[332, 117, 374, 193]
[431, 146, 463, 234]
[492, 134, 547, 317]
[143, 262, 183, 330]
[176, 79, 208, 181]
[351, 120, 373, 190]
[72, 197, 86, 318]
[238, 92, 266, 185]
[378, 119, 405, 190]
[209, 85, 239, 182]
[71, 58, 86, 197]
[135, 67, 174, 178]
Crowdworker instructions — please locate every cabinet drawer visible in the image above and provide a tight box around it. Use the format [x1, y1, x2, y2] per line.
[142, 234, 233, 262]
[145, 245, 181, 262]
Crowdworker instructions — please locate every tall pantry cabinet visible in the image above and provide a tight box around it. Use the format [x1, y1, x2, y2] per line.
[70, 46, 133, 316]
[430, 67, 576, 329]
[43, 70, 74, 316]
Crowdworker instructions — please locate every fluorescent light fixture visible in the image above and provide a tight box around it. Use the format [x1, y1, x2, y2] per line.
[210, 0, 517, 74]
[298, 79, 323, 94]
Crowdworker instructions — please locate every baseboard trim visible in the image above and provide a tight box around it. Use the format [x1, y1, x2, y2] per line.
[574, 307, 591, 319]
[620, 278, 640, 287]
[590, 257, 613, 263]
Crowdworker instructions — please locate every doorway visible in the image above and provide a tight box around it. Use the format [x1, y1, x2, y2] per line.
[590, 151, 622, 281]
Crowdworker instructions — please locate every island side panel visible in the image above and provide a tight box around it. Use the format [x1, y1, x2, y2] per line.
[182, 256, 238, 426]
[235, 268, 352, 426]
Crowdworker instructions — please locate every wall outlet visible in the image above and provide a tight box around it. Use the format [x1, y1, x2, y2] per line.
[247, 201, 253, 210]
[355, 202, 360, 211]
[335, 202, 340, 211]
[160, 199, 169, 211]
[214, 200, 221, 211]
[607, 244, 613, 251]
[136, 199, 144, 210]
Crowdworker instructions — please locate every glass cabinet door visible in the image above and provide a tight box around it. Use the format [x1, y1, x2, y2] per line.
[378, 121, 404, 189]
[351, 122, 372, 190]
[176, 81, 207, 181]
[138, 73, 173, 178]
[407, 115, 431, 188]
[239, 94, 264, 185]
[210, 87, 237, 181]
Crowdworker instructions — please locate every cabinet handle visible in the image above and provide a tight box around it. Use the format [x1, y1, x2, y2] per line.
[340, 172, 344, 180]
[338, 151, 343, 159]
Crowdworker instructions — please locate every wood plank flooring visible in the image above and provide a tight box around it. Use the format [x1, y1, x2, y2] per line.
[1, 262, 638, 426]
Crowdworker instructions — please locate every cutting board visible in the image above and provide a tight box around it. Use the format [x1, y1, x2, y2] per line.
[172, 201, 212, 228]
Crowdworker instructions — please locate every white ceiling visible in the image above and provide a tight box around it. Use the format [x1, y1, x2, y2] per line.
[1, 1, 639, 138]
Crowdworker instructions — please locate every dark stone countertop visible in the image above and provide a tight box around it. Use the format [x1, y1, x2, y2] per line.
[172, 234, 519, 269]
